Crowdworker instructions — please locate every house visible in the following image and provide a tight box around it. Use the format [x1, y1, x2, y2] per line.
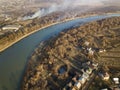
[87, 48, 94, 56]
[71, 87, 76, 90]
[113, 78, 119, 84]
[86, 60, 91, 66]
[68, 82, 72, 87]
[84, 67, 93, 75]
[78, 76, 86, 84]
[2, 25, 21, 31]
[82, 73, 89, 80]
[99, 72, 110, 80]
[89, 65, 94, 70]
[74, 82, 81, 89]
[82, 61, 92, 68]
[84, 41, 90, 46]
[63, 86, 71, 90]
[92, 62, 98, 67]
[99, 49, 106, 53]
[101, 88, 108, 90]
[72, 77, 77, 82]
[92, 62, 98, 69]
[103, 72, 110, 80]
[63, 82, 73, 90]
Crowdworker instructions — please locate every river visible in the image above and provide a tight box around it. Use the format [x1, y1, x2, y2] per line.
[0, 14, 120, 90]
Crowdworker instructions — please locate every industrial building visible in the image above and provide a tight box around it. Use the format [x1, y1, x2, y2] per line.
[2, 25, 21, 31]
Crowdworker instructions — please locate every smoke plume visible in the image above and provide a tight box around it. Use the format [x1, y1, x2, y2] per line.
[23, 0, 114, 20]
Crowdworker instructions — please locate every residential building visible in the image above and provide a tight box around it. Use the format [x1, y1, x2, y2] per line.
[99, 72, 110, 80]
[78, 76, 86, 84]
[113, 78, 119, 84]
[2, 25, 21, 31]
[84, 41, 90, 46]
[74, 82, 81, 89]
[82, 73, 89, 80]
[84, 68, 93, 75]
[99, 49, 106, 53]
[101, 88, 108, 90]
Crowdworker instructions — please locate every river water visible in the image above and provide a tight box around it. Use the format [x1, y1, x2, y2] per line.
[0, 14, 120, 90]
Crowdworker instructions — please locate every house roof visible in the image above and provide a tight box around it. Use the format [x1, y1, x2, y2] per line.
[113, 78, 119, 81]
[79, 76, 84, 80]
[101, 88, 108, 90]
[82, 73, 89, 79]
[74, 82, 81, 89]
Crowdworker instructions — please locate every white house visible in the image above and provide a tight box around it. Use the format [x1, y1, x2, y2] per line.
[82, 73, 89, 80]
[74, 82, 81, 89]
[78, 76, 86, 84]
[2, 25, 21, 31]
[92, 62, 98, 69]
[113, 78, 119, 84]
[99, 49, 106, 53]
[87, 48, 94, 56]
[84, 41, 90, 46]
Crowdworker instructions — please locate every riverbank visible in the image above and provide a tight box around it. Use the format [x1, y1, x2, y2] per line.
[1, 12, 120, 53]
[0, 22, 61, 53]
[0, 13, 108, 53]
[0, 14, 94, 53]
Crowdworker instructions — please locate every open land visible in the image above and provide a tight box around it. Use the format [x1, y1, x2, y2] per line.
[22, 16, 120, 90]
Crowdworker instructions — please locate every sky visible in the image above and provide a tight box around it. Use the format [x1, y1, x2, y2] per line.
[59, 0, 120, 7]
[72, 0, 107, 6]
[65, 0, 120, 6]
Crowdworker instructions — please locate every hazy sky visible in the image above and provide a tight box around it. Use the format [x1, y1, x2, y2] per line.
[0, 0, 119, 7]
[0, 0, 119, 18]
[60, 0, 120, 7]
[73, 0, 107, 6]
[22, 0, 120, 20]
